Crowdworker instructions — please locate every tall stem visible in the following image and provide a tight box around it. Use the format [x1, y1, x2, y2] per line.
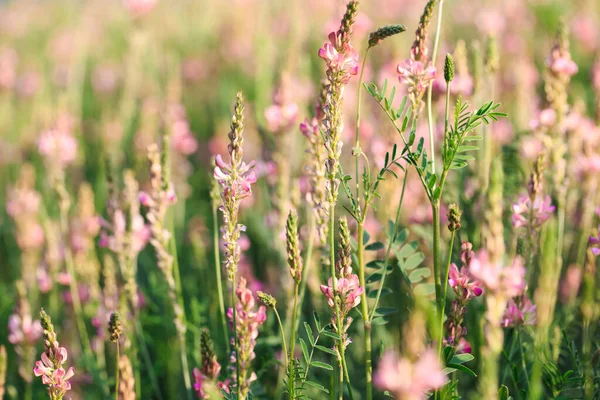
[438, 230, 455, 355]
[294, 217, 315, 332]
[357, 222, 372, 400]
[288, 283, 300, 398]
[341, 351, 355, 400]
[212, 206, 229, 352]
[114, 342, 120, 400]
[354, 47, 371, 200]
[517, 327, 530, 391]
[231, 275, 241, 400]
[432, 202, 443, 345]
[426, 0, 445, 174]
[273, 309, 289, 366]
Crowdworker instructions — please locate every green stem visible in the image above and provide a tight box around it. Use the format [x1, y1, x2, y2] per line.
[354, 47, 371, 201]
[341, 352, 355, 400]
[232, 276, 241, 400]
[432, 203, 443, 347]
[169, 217, 193, 400]
[426, 0, 445, 174]
[294, 217, 315, 332]
[368, 168, 409, 321]
[212, 206, 229, 352]
[438, 230, 455, 355]
[134, 319, 163, 400]
[357, 222, 372, 400]
[273, 309, 289, 366]
[288, 283, 300, 399]
[114, 342, 120, 400]
[517, 327, 530, 392]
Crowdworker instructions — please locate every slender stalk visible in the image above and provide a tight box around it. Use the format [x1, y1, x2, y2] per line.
[232, 276, 241, 400]
[438, 230, 455, 355]
[115, 342, 120, 400]
[432, 203, 443, 344]
[288, 283, 300, 398]
[134, 319, 164, 400]
[169, 217, 193, 400]
[517, 327, 530, 391]
[273, 308, 289, 366]
[354, 47, 371, 201]
[357, 222, 372, 400]
[368, 169, 409, 321]
[212, 206, 229, 351]
[426, 0, 445, 174]
[341, 352, 355, 400]
[294, 217, 315, 332]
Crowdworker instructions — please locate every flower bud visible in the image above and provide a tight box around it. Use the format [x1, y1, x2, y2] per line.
[257, 291, 277, 308]
[108, 312, 123, 343]
[444, 54, 455, 83]
[447, 204, 462, 232]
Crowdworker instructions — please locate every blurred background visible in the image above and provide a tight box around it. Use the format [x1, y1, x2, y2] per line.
[0, 0, 599, 399]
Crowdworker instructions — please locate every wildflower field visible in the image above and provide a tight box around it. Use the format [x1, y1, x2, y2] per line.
[2, 0, 600, 399]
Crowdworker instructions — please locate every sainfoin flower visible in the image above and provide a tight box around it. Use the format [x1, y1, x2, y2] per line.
[397, 58, 436, 95]
[501, 296, 537, 327]
[34, 309, 74, 400]
[374, 349, 448, 400]
[448, 263, 483, 300]
[318, 31, 359, 83]
[214, 155, 256, 200]
[467, 251, 526, 298]
[227, 277, 266, 399]
[511, 194, 555, 229]
[38, 128, 77, 169]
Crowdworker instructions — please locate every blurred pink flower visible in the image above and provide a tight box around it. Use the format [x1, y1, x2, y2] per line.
[264, 103, 299, 133]
[467, 251, 526, 297]
[560, 265, 582, 304]
[547, 54, 578, 77]
[8, 313, 42, 345]
[501, 296, 536, 327]
[588, 225, 600, 256]
[214, 154, 256, 200]
[92, 64, 120, 94]
[397, 58, 436, 94]
[374, 349, 447, 400]
[511, 194, 555, 229]
[38, 129, 77, 168]
[123, 0, 157, 15]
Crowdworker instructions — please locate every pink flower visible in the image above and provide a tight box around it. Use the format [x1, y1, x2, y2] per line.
[38, 128, 77, 168]
[501, 296, 537, 327]
[123, 0, 157, 15]
[560, 265, 582, 304]
[548, 55, 578, 77]
[299, 118, 319, 140]
[374, 349, 448, 400]
[512, 194, 555, 229]
[264, 103, 299, 133]
[397, 58, 436, 94]
[193, 368, 208, 399]
[320, 274, 364, 309]
[467, 251, 526, 297]
[33, 347, 74, 395]
[448, 263, 483, 300]
[455, 338, 472, 354]
[214, 154, 257, 200]
[589, 225, 600, 256]
[8, 313, 42, 345]
[318, 32, 359, 83]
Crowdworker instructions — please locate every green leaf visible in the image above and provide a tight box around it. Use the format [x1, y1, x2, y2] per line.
[370, 316, 390, 326]
[311, 361, 334, 371]
[456, 145, 479, 152]
[402, 252, 425, 271]
[409, 267, 430, 282]
[303, 380, 330, 394]
[363, 231, 371, 245]
[304, 322, 315, 346]
[447, 363, 477, 377]
[498, 385, 511, 400]
[300, 338, 309, 363]
[450, 353, 474, 364]
[365, 242, 385, 251]
[413, 283, 435, 296]
[394, 240, 418, 259]
[313, 312, 321, 331]
[315, 345, 337, 356]
[321, 331, 341, 341]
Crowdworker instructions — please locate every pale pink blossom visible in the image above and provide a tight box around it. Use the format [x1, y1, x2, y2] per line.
[8, 314, 42, 345]
[448, 263, 483, 300]
[397, 58, 436, 94]
[560, 265, 582, 304]
[467, 251, 526, 297]
[264, 103, 299, 132]
[38, 129, 77, 168]
[588, 225, 600, 256]
[501, 296, 536, 327]
[123, 0, 157, 15]
[214, 154, 257, 200]
[318, 31, 359, 83]
[512, 194, 555, 229]
[547, 55, 578, 77]
[374, 349, 448, 400]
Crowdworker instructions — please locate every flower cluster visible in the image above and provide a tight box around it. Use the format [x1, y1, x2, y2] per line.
[374, 349, 447, 400]
[511, 194, 555, 229]
[320, 218, 363, 349]
[444, 244, 483, 351]
[33, 309, 74, 400]
[37, 120, 78, 171]
[193, 329, 222, 399]
[227, 277, 266, 399]
[318, 1, 359, 206]
[118, 355, 136, 400]
[214, 92, 257, 281]
[467, 251, 526, 298]
[501, 295, 537, 328]
[264, 75, 299, 133]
